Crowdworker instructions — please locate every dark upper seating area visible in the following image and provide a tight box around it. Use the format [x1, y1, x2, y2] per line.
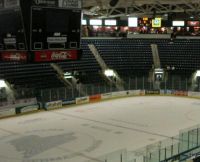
[92, 39, 153, 77]
[0, 38, 200, 91]
[157, 39, 200, 71]
[0, 62, 63, 89]
[58, 39, 102, 84]
[0, 39, 103, 90]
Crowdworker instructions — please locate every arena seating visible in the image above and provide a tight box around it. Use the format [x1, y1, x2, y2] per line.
[58, 39, 102, 84]
[156, 39, 200, 71]
[93, 39, 153, 73]
[0, 38, 200, 92]
[0, 62, 63, 89]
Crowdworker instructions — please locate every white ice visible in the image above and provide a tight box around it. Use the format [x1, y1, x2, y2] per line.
[0, 96, 200, 162]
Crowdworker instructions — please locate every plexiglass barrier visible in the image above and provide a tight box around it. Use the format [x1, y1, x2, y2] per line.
[127, 125, 200, 162]
[85, 125, 200, 162]
[12, 76, 199, 102]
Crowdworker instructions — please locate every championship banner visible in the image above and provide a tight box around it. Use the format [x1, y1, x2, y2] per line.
[1, 51, 27, 61]
[34, 50, 78, 62]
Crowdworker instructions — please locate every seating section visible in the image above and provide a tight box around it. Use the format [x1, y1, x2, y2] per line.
[0, 62, 63, 89]
[0, 38, 200, 93]
[0, 39, 103, 91]
[156, 39, 200, 71]
[93, 39, 153, 75]
[58, 39, 102, 84]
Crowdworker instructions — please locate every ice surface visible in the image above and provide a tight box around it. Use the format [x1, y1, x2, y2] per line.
[0, 96, 200, 162]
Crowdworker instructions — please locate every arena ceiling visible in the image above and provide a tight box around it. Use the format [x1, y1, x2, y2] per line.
[82, 0, 200, 18]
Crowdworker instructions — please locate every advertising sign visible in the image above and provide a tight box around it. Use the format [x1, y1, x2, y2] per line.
[152, 18, 161, 27]
[1, 52, 27, 61]
[34, 50, 78, 62]
[32, 0, 58, 7]
[60, 0, 81, 8]
[187, 21, 200, 27]
[76, 97, 89, 104]
[89, 94, 101, 102]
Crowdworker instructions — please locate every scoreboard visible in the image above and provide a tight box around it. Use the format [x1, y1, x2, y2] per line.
[0, 0, 82, 62]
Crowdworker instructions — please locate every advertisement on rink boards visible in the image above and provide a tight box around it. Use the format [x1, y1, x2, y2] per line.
[188, 91, 200, 98]
[128, 90, 141, 96]
[140, 90, 145, 96]
[101, 93, 112, 99]
[89, 94, 101, 102]
[101, 90, 142, 100]
[44, 100, 62, 110]
[160, 90, 172, 95]
[15, 104, 40, 114]
[145, 90, 160, 95]
[0, 52, 28, 62]
[14, 98, 38, 107]
[172, 90, 188, 96]
[111, 91, 129, 98]
[62, 99, 76, 106]
[0, 107, 16, 118]
[0, 98, 38, 117]
[111, 90, 144, 98]
[76, 96, 89, 104]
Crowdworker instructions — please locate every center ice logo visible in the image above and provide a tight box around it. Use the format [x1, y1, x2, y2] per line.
[0, 128, 101, 162]
[10, 133, 77, 158]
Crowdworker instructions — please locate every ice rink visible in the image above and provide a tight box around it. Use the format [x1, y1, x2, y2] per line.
[0, 96, 200, 162]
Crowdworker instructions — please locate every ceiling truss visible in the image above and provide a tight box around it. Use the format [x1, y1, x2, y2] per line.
[83, 0, 200, 18]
